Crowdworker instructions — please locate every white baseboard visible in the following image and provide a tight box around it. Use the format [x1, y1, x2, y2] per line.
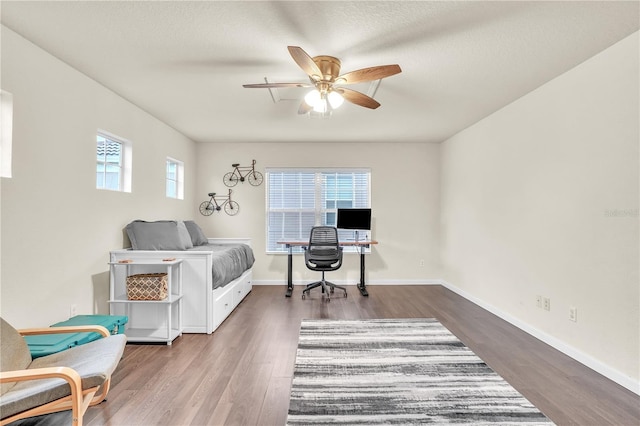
[366, 279, 442, 285]
[440, 280, 640, 396]
[253, 280, 292, 286]
[253, 280, 358, 286]
[252, 279, 441, 286]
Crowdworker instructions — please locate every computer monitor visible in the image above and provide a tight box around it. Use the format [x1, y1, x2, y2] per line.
[336, 208, 371, 231]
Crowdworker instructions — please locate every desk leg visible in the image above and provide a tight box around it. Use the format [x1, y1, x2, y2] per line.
[358, 245, 369, 296]
[285, 244, 293, 297]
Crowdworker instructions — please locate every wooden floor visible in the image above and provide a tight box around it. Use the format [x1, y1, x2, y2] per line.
[85, 285, 640, 426]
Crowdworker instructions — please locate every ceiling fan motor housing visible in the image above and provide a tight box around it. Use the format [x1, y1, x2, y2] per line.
[312, 55, 342, 85]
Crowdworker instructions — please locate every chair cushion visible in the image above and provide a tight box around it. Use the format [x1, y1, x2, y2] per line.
[0, 318, 32, 395]
[305, 245, 343, 270]
[0, 334, 126, 420]
[5, 410, 71, 425]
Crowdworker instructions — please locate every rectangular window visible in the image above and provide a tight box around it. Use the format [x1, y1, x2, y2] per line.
[96, 131, 131, 192]
[166, 158, 184, 199]
[266, 168, 370, 253]
[1, 90, 13, 178]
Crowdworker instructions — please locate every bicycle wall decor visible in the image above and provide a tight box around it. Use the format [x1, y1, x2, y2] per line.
[223, 159, 263, 187]
[199, 189, 239, 216]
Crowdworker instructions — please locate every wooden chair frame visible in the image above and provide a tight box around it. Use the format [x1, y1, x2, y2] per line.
[0, 325, 113, 426]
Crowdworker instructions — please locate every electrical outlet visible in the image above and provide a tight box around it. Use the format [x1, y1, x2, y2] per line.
[536, 296, 542, 309]
[543, 297, 551, 311]
[70, 304, 77, 318]
[569, 306, 578, 322]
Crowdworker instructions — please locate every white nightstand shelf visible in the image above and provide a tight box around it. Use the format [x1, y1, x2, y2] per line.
[109, 259, 183, 345]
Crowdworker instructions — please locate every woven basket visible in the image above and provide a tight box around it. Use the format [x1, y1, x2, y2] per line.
[126, 273, 168, 300]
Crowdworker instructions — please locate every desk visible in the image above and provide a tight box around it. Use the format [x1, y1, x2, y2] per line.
[277, 240, 378, 297]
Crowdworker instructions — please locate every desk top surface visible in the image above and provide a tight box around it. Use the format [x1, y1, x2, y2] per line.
[277, 240, 378, 246]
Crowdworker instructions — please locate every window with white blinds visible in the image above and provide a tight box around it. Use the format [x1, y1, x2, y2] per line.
[266, 168, 371, 253]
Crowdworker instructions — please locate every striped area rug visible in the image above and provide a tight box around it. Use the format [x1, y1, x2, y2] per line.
[287, 318, 554, 425]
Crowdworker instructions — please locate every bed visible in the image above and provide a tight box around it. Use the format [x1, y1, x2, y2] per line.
[109, 220, 254, 334]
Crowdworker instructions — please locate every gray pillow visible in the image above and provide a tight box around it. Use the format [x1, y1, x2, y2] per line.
[184, 220, 209, 246]
[125, 220, 189, 250]
[176, 221, 194, 249]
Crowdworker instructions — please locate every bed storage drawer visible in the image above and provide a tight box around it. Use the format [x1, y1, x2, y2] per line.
[233, 270, 252, 306]
[213, 288, 234, 330]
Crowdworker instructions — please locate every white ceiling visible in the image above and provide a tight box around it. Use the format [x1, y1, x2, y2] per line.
[1, 1, 638, 144]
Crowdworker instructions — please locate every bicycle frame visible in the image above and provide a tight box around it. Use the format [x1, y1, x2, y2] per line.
[231, 159, 258, 180]
[208, 196, 222, 211]
[211, 189, 231, 205]
[223, 160, 263, 188]
[200, 189, 239, 216]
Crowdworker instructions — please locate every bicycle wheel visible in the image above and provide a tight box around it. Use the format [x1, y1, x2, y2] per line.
[199, 201, 215, 216]
[224, 200, 240, 216]
[223, 172, 239, 187]
[248, 170, 264, 186]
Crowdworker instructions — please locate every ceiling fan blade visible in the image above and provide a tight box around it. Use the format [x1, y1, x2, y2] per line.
[287, 46, 322, 79]
[338, 88, 381, 109]
[336, 64, 402, 84]
[243, 82, 313, 88]
[298, 100, 313, 115]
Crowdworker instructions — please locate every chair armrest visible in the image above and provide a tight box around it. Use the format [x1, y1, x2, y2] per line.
[1, 367, 84, 423]
[0, 366, 82, 389]
[18, 325, 110, 338]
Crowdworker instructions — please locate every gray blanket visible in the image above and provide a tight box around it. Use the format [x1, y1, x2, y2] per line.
[187, 243, 255, 289]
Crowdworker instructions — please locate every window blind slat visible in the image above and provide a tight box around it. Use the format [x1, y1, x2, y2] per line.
[266, 168, 371, 253]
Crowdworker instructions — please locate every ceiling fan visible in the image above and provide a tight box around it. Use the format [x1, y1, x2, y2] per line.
[243, 46, 402, 114]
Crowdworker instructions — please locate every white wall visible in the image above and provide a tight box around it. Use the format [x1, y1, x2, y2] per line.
[0, 27, 197, 327]
[440, 32, 639, 389]
[195, 142, 440, 285]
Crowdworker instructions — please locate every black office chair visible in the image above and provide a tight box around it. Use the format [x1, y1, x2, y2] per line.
[302, 226, 347, 301]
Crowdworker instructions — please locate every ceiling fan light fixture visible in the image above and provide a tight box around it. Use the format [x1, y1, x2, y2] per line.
[312, 97, 328, 113]
[304, 89, 321, 107]
[327, 91, 344, 109]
